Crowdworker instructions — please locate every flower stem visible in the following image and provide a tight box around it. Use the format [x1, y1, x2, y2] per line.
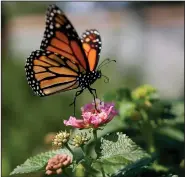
[100, 164, 106, 177]
[65, 143, 75, 169]
[81, 146, 86, 157]
[93, 130, 105, 177]
[92, 129, 101, 159]
[140, 110, 155, 153]
[93, 129, 98, 142]
[141, 123, 155, 153]
[65, 143, 74, 156]
[63, 169, 70, 177]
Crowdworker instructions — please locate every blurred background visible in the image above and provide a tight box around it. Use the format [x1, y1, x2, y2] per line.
[2, 2, 184, 176]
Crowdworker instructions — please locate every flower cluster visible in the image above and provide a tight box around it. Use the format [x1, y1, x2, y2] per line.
[71, 132, 90, 147]
[132, 84, 157, 100]
[45, 99, 118, 175]
[45, 154, 72, 175]
[132, 85, 158, 108]
[64, 99, 118, 129]
[52, 131, 70, 148]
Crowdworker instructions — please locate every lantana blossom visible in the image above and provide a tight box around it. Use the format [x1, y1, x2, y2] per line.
[45, 154, 72, 175]
[64, 99, 118, 129]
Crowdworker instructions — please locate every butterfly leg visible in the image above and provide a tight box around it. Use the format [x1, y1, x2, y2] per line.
[88, 88, 98, 110]
[69, 89, 84, 116]
[89, 88, 98, 98]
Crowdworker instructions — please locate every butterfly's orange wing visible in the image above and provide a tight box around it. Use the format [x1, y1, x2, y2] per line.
[81, 29, 102, 71]
[40, 4, 90, 71]
[25, 5, 103, 98]
[25, 50, 82, 96]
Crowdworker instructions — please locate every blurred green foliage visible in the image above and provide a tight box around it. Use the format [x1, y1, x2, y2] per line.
[102, 86, 184, 176]
[2, 58, 72, 175]
[5, 84, 184, 177]
[2, 2, 184, 177]
[2, 2, 48, 20]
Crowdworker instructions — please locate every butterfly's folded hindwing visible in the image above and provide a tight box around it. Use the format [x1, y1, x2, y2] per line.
[25, 50, 81, 96]
[81, 29, 102, 71]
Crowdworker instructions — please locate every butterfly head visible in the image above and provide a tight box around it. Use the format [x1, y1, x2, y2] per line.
[96, 58, 116, 84]
[96, 70, 102, 79]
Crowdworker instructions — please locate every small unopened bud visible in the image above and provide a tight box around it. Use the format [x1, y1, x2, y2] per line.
[71, 132, 90, 147]
[132, 84, 157, 100]
[45, 154, 72, 175]
[52, 130, 70, 148]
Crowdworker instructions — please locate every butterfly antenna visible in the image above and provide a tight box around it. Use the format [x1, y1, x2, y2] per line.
[98, 58, 110, 69]
[98, 58, 116, 70]
[102, 74, 109, 83]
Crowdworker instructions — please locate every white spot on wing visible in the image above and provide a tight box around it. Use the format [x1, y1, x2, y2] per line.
[66, 24, 71, 29]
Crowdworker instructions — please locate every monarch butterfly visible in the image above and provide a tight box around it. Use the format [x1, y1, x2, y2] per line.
[25, 4, 115, 115]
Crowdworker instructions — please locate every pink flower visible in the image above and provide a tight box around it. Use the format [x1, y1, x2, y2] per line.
[64, 99, 118, 129]
[64, 116, 91, 128]
[45, 154, 72, 175]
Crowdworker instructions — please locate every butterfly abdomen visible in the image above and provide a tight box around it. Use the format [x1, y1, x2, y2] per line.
[77, 71, 101, 90]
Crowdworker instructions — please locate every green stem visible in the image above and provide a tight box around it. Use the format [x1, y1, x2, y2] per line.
[147, 137, 155, 153]
[81, 146, 86, 157]
[140, 109, 148, 121]
[92, 129, 99, 158]
[140, 109, 155, 153]
[65, 143, 75, 170]
[93, 129, 98, 142]
[100, 164, 106, 177]
[63, 169, 70, 177]
[141, 121, 155, 153]
[92, 129, 105, 177]
[65, 143, 74, 156]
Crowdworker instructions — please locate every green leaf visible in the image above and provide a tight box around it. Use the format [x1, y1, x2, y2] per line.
[119, 101, 141, 121]
[116, 88, 132, 101]
[100, 132, 150, 160]
[156, 126, 184, 142]
[10, 148, 72, 176]
[161, 102, 184, 129]
[165, 174, 179, 177]
[171, 101, 184, 117]
[112, 157, 154, 177]
[150, 161, 169, 172]
[92, 132, 152, 176]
